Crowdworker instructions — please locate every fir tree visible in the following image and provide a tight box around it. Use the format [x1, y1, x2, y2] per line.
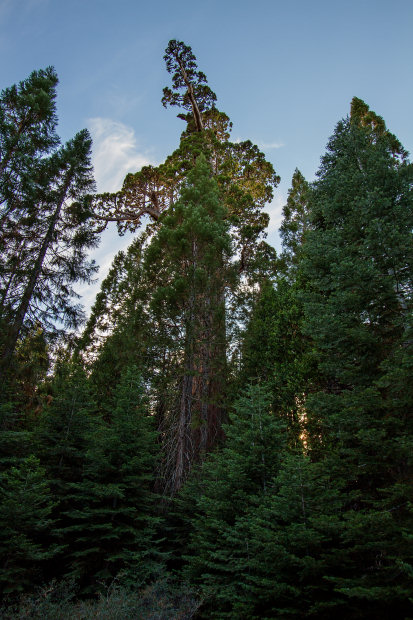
[299, 98, 413, 617]
[0, 455, 57, 596]
[0, 66, 59, 223]
[0, 67, 59, 382]
[60, 366, 161, 590]
[35, 360, 97, 582]
[1, 129, 99, 380]
[240, 278, 315, 446]
[279, 168, 310, 278]
[184, 384, 287, 618]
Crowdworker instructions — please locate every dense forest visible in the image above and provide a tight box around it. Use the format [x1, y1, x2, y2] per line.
[0, 40, 412, 619]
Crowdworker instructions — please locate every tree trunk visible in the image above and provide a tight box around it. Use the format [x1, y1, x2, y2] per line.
[0, 172, 72, 380]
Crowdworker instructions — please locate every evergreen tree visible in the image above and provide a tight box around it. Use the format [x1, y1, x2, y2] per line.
[80, 234, 150, 403]
[35, 360, 97, 582]
[279, 168, 310, 278]
[1, 129, 99, 380]
[0, 66, 59, 227]
[0, 67, 59, 383]
[0, 455, 57, 596]
[184, 384, 287, 617]
[299, 98, 413, 616]
[240, 278, 315, 446]
[162, 39, 217, 132]
[90, 41, 279, 490]
[144, 155, 234, 491]
[224, 452, 345, 619]
[59, 366, 161, 590]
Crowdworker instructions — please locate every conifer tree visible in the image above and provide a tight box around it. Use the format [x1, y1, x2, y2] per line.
[88, 40, 279, 490]
[299, 98, 413, 616]
[0, 455, 57, 596]
[144, 155, 234, 491]
[0, 67, 59, 381]
[80, 234, 151, 404]
[1, 129, 99, 380]
[184, 384, 287, 617]
[240, 278, 315, 447]
[0, 66, 59, 223]
[35, 360, 97, 582]
[59, 366, 161, 590]
[279, 168, 310, 278]
[162, 39, 217, 132]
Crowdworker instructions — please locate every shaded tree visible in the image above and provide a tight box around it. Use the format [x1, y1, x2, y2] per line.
[0, 455, 57, 596]
[1, 129, 98, 379]
[299, 98, 413, 616]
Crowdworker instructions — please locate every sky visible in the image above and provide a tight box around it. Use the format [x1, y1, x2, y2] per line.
[1, 0, 413, 311]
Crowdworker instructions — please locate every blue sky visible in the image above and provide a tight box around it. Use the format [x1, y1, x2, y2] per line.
[1, 0, 412, 309]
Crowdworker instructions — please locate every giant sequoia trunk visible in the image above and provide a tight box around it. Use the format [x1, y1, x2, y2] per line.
[172, 290, 226, 493]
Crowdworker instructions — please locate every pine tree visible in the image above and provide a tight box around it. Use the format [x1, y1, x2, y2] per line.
[299, 98, 413, 617]
[59, 366, 161, 590]
[184, 384, 287, 618]
[0, 455, 57, 596]
[1, 129, 99, 380]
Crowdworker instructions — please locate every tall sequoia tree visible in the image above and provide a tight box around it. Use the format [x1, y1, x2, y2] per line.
[94, 39, 278, 261]
[144, 155, 234, 491]
[88, 41, 279, 490]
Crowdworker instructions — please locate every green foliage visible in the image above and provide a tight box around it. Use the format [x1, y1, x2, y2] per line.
[182, 99, 413, 618]
[47, 365, 161, 590]
[0, 455, 57, 596]
[162, 39, 217, 119]
[0, 66, 59, 210]
[0, 69, 99, 381]
[0, 400, 32, 472]
[299, 100, 413, 616]
[145, 154, 232, 319]
[2, 51, 413, 619]
[184, 384, 287, 617]
[36, 361, 97, 494]
[241, 278, 315, 445]
[279, 168, 310, 277]
[33, 360, 97, 585]
[144, 155, 235, 489]
[82, 234, 150, 402]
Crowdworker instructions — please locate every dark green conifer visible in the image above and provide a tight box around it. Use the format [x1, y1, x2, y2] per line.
[144, 154, 234, 491]
[279, 168, 310, 277]
[0, 455, 57, 596]
[300, 98, 413, 617]
[185, 384, 286, 617]
[59, 365, 161, 590]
